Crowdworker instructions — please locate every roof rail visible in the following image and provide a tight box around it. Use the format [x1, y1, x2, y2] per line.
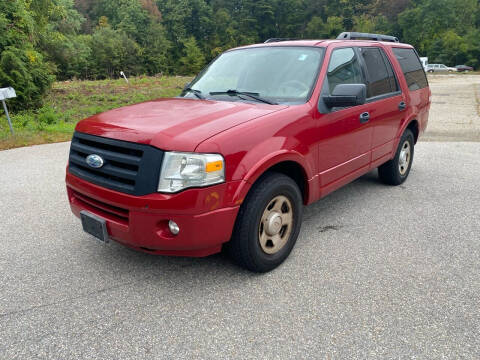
[336, 32, 399, 43]
[264, 38, 298, 43]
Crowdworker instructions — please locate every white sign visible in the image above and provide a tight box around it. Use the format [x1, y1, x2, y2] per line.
[120, 71, 129, 83]
[0, 87, 16, 101]
[1, 87, 16, 134]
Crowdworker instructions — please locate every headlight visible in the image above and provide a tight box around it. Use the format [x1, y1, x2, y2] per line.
[158, 152, 225, 193]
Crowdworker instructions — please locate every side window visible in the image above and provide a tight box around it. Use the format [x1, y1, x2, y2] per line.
[327, 47, 364, 94]
[392, 48, 428, 90]
[359, 47, 398, 98]
[380, 50, 399, 94]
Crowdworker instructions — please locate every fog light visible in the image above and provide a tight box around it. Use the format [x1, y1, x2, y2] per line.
[168, 220, 180, 235]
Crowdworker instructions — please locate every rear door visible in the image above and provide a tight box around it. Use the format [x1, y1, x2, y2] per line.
[357, 46, 404, 165]
[392, 47, 430, 137]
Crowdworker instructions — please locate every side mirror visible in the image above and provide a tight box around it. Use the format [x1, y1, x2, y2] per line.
[323, 84, 367, 108]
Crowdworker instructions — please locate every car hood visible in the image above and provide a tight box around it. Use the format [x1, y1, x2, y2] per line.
[75, 98, 287, 151]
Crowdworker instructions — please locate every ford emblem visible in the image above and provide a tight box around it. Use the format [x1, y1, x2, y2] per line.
[86, 154, 104, 168]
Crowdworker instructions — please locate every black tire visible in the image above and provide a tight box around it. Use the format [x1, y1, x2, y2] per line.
[378, 128, 415, 185]
[227, 172, 303, 272]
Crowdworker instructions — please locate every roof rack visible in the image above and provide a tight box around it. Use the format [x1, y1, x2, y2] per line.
[336, 32, 399, 43]
[264, 38, 298, 43]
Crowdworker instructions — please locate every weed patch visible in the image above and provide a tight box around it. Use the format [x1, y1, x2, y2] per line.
[0, 75, 192, 150]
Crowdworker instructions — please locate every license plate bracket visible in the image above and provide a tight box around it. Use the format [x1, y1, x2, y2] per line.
[80, 210, 109, 243]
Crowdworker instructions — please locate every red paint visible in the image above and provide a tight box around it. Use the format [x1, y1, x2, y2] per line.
[66, 39, 430, 256]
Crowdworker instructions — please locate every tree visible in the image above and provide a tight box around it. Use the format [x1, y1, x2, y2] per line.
[324, 16, 344, 38]
[428, 30, 467, 65]
[398, 0, 478, 55]
[463, 28, 480, 67]
[0, 0, 55, 110]
[373, 0, 411, 21]
[3, 0, 480, 109]
[157, 0, 212, 72]
[142, 22, 171, 75]
[352, 14, 376, 33]
[179, 37, 205, 75]
[39, 0, 91, 80]
[89, 26, 142, 78]
[305, 16, 326, 38]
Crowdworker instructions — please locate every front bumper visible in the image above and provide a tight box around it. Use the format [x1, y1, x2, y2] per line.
[66, 172, 241, 257]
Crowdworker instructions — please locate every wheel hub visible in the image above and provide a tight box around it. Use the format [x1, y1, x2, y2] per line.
[400, 151, 407, 165]
[258, 195, 293, 255]
[265, 212, 283, 236]
[398, 140, 411, 176]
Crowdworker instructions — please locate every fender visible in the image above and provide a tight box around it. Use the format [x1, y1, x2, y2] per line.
[392, 114, 418, 158]
[231, 148, 314, 207]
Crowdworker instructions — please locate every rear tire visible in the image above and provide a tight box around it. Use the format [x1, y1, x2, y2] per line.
[378, 128, 415, 185]
[227, 172, 303, 273]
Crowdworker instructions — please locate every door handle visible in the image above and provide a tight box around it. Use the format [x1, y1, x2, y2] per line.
[359, 112, 370, 124]
[399, 101, 407, 111]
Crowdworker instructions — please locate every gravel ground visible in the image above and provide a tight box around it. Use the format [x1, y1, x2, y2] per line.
[424, 74, 480, 141]
[0, 140, 479, 359]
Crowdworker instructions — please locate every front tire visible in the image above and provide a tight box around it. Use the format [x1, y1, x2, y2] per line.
[378, 128, 415, 185]
[227, 172, 303, 272]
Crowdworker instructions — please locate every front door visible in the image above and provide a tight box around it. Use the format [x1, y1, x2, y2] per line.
[316, 46, 372, 196]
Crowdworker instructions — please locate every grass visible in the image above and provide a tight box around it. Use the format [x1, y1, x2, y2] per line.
[3, 72, 477, 151]
[0, 75, 192, 150]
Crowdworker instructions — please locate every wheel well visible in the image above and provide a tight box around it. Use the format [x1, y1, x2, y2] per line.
[407, 120, 419, 144]
[265, 161, 308, 204]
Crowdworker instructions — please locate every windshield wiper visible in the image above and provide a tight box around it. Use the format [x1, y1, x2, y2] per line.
[209, 89, 277, 105]
[184, 87, 205, 100]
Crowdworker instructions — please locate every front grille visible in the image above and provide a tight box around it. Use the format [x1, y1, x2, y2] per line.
[69, 132, 163, 195]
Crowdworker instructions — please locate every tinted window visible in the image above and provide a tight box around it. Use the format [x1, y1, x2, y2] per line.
[392, 48, 428, 90]
[359, 47, 398, 98]
[327, 48, 364, 94]
[381, 50, 399, 94]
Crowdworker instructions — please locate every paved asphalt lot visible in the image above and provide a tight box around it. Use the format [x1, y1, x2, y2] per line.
[1, 140, 479, 359]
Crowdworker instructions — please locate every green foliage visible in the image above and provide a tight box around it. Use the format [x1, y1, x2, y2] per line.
[89, 26, 142, 78]
[2, 0, 480, 112]
[36, 106, 60, 129]
[0, 0, 55, 110]
[0, 46, 55, 110]
[179, 37, 205, 75]
[141, 22, 171, 75]
[0, 75, 192, 149]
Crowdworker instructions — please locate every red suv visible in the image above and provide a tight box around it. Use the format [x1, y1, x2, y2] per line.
[66, 32, 430, 272]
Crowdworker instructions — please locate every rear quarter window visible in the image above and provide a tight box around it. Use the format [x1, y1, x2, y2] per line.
[392, 48, 428, 91]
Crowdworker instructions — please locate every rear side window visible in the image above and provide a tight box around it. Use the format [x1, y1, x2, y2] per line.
[358, 47, 399, 98]
[392, 48, 428, 91]
[327, 47, 364, 94]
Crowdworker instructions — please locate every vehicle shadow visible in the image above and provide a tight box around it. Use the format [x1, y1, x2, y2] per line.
[83, 170, 384, 282]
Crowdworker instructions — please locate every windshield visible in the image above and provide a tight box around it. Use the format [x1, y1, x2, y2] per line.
[183, 46, 325, 105]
